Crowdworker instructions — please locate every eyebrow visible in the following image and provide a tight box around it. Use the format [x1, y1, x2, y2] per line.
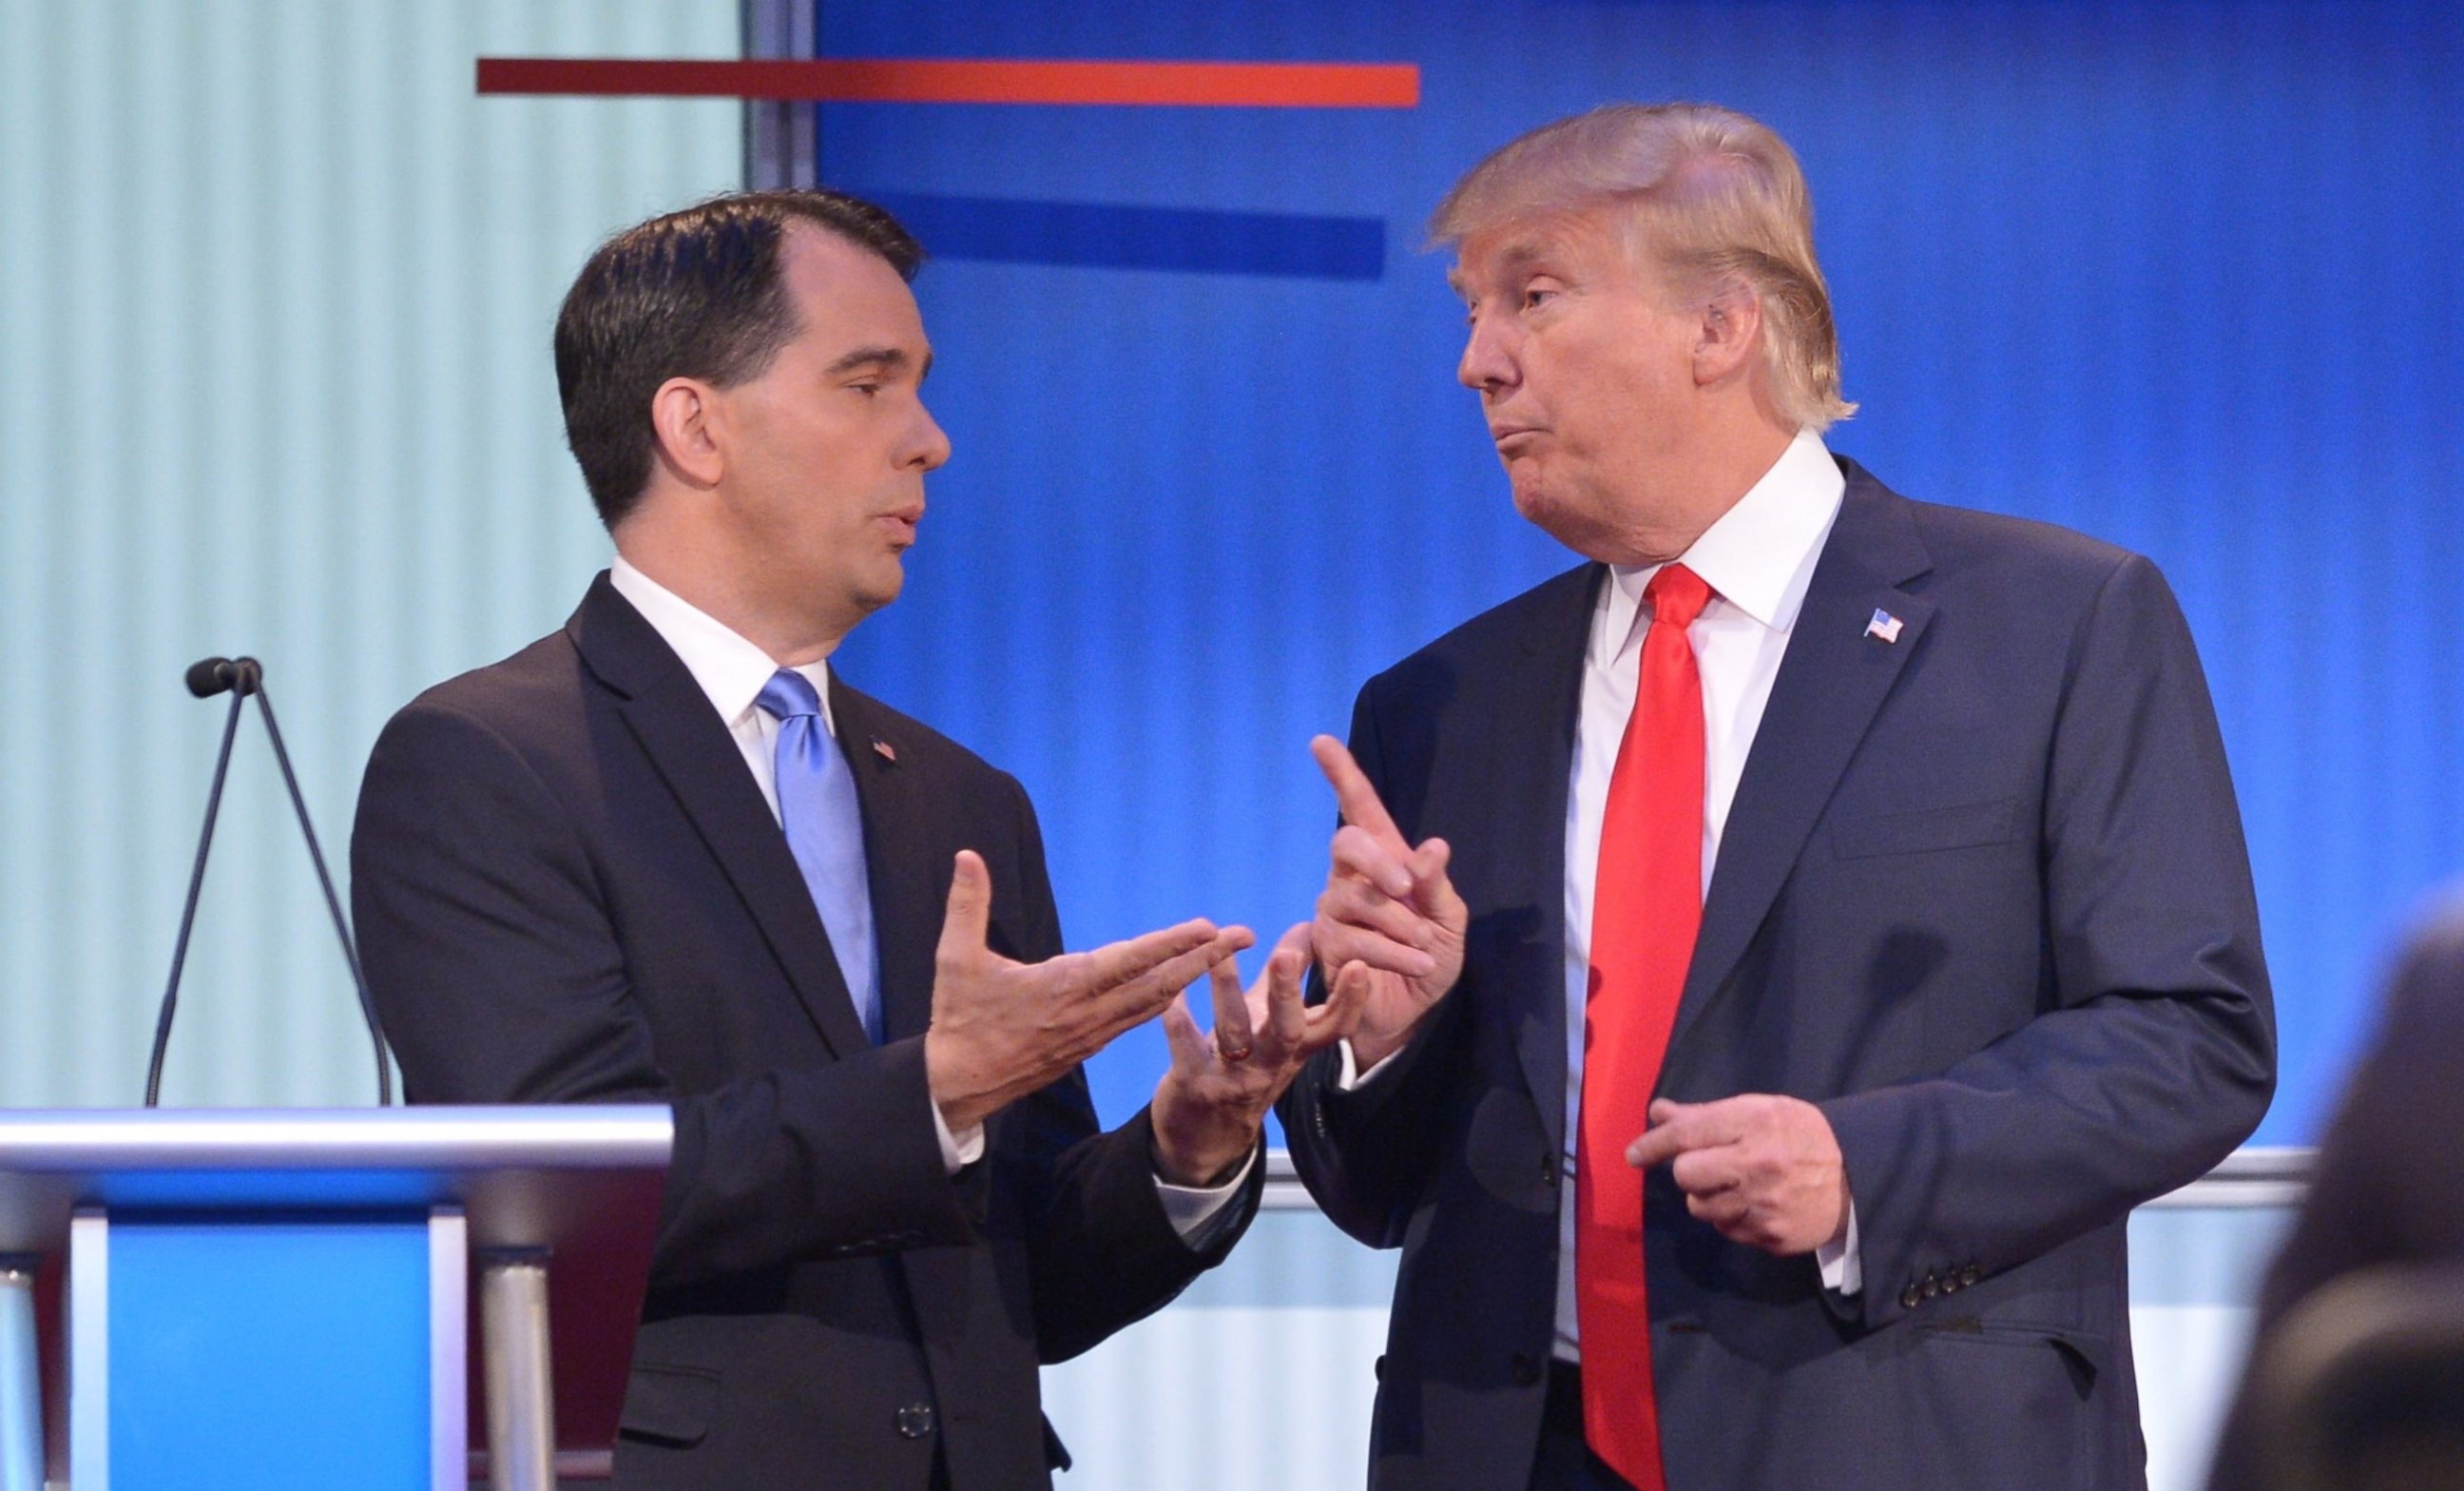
[1448, 237, 1558, 299]
[823, 345, 933, 380]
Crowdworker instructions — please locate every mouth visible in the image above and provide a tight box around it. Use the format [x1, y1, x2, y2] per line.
[1492, 426, 1545, 455]
[876, 506, 924, 544]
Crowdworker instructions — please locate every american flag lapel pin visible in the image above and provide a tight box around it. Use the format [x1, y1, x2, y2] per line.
[872, 737, 897, 765]
[1864, 608, 1904, 645]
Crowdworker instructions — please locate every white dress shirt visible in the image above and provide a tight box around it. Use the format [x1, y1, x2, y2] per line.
[608, 557, 1249, 1238]
[1342, 429, 1858, 1361]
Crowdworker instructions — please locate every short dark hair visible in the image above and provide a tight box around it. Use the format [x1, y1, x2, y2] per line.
[552, 188, 924, 529]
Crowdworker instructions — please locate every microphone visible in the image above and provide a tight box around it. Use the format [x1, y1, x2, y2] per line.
[147, 656, 394, 1107]
[184, 655, 262, 699]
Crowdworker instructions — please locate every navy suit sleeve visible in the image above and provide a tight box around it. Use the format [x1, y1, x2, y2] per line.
[1278, 675, 1477, 1249]
[354, 698, 977, 1288]
[1820, 553, 2276, 1325]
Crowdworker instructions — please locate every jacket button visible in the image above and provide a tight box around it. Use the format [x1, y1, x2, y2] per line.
[1899, 1285, 1922, 1310]
[1961, 1264, 1982, 1288]
[1540, 1153, 1559, 1187]
[1920, 1272, 1940, 1300]
[1373, 1354, 1386, 1383]
[895, 1404, 936, 1440]
[1509, 1352, 1541, 1387]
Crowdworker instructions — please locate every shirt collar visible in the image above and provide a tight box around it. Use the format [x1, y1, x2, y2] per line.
[1604, 428, 1847, 648]
[608, 555, 836, 738]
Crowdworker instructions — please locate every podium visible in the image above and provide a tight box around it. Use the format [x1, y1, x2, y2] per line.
[0, 1107, 671, 1491]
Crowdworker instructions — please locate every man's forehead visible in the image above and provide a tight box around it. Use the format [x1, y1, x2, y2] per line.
[780, 223, 929, 356]
[1446, 212, 1618, 293]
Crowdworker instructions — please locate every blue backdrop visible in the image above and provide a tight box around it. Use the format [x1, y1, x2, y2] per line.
[819, 1, 2464, 1146]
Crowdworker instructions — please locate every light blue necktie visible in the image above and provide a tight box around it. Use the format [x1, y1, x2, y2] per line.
[757, 668, 881, 1043]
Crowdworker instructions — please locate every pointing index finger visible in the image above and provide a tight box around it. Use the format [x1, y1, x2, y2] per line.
[1311, 735, 1407, 851]
[1076, 919, 1221, 995]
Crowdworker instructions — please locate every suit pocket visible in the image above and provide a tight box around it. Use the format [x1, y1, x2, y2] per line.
[1830, 798, 2019, 860]
[618, 1364, 721, 1447]
[1912, 1319, 2104, 1489]
[1919, 1317, 2106, 1392]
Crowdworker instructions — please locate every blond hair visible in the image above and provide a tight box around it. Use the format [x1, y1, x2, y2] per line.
[1431, 103, 1855, 431]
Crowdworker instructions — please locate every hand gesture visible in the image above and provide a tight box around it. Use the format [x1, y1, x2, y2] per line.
[1309, 735, 1468, 1071]
[1150, 924, 1370, 1185]
[925, 850, 1251, 1133]
[1624, 1094, 1851, 1256]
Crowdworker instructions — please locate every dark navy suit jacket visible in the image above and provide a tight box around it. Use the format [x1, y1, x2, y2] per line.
[1280, 460, 2275, 1491]
[353, 575, 1257, 1490]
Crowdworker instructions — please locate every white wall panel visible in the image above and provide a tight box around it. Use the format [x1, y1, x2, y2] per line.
[0, 0, 741, 1107]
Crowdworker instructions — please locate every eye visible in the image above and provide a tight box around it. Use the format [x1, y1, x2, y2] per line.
[849, 381, 882, 398]
[1522, 285, 1558, 311]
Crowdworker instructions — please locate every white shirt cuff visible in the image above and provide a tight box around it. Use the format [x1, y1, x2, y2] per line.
[933, 1100, 987, 1174]
[1155, 1146, 1258, 1249]
[1336, 1037, 1397, 1091]
[1816, 1200, 1862, 1295]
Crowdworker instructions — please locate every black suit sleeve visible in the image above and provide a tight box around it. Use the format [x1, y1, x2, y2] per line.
[1278, 675, 1476, 1249]
[353, 699, 975, 1288]
[1820, 553, 2277, 1325]
[981, 773, 1265, 1361]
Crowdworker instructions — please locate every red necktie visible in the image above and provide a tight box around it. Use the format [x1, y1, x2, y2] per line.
[1579, 562, 1713, 1491]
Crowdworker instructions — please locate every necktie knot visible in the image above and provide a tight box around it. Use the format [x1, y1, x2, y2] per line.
[1645, 562, 1714, 634]
[757, 668, 822, 724]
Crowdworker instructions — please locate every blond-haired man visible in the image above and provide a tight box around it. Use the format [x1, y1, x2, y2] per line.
[1281, 104, 2274, 1491]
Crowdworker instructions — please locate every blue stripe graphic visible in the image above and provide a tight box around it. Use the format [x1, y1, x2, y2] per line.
[859, 191, 1387, 281]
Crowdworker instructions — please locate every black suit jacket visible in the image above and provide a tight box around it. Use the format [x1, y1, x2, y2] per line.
[1280, 460, 2275, 1491]
[352, 574, 1258, 1490]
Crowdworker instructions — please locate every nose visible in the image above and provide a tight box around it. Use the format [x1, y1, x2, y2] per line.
[907, 400, 952, 473]
[1457, 313, 1518, 395]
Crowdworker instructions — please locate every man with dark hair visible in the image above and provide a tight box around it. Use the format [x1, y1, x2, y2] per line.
[1281, 105, 2274, 1490]
[353, 189, 1353, 1490]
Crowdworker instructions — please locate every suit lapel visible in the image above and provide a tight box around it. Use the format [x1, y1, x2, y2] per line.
[1663, 468, 1935, 1063]
[568, 574, 873, 1058]
[828, 680, 943, 1046]
[1491, 564, 1602, 1154]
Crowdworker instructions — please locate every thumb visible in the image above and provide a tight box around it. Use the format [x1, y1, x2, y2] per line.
[937, 849, 993, 960]
[1410, 838, 1468, 927]
[1626, 1098, 1700, 1169]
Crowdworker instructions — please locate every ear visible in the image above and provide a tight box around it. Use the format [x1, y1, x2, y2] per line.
[1691, 279, 1764, 389]
[648, 377, 726, 490]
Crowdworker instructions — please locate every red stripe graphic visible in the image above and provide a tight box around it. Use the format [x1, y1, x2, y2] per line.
[475, 57, 1419, 108]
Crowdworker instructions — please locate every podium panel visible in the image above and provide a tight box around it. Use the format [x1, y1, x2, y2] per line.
[107, 1217, 434, 1491]
[0, 1108, 670, 1491]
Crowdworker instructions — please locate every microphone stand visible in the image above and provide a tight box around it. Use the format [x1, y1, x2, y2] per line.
[146, 657, 394, 1107]
[145, 683, 249, 1107]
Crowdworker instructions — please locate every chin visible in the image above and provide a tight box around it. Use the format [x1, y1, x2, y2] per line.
[858, 558, 907, 612]
[1511, 483, 1619, 563]
[1510, 479, 1576, 541]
